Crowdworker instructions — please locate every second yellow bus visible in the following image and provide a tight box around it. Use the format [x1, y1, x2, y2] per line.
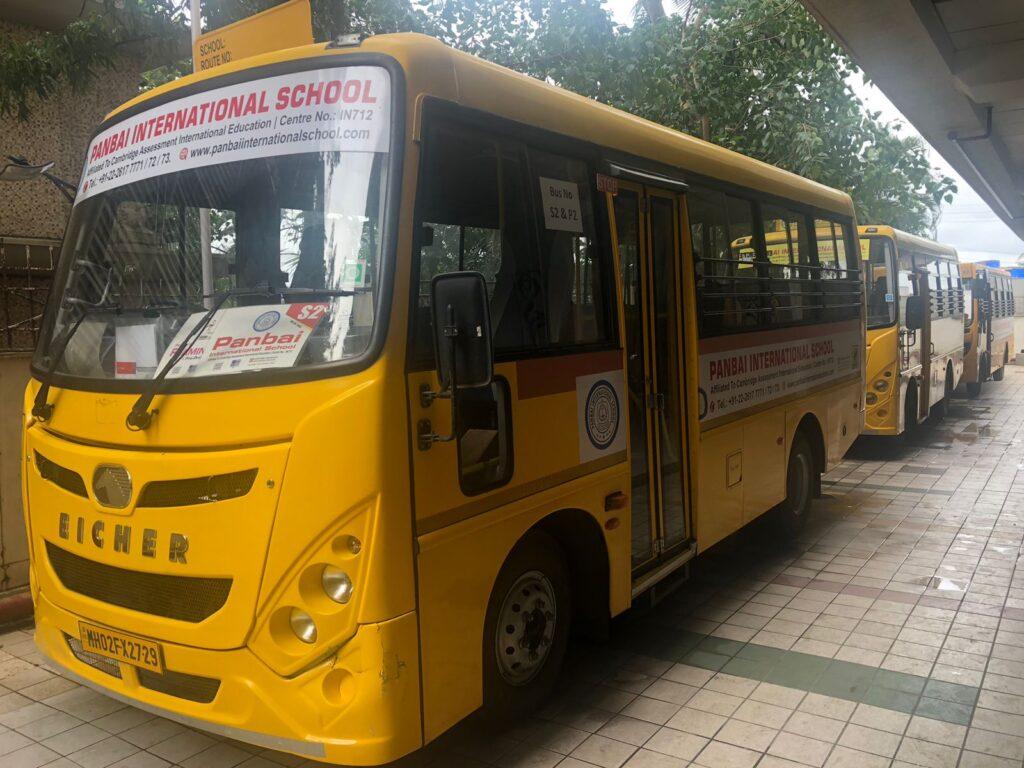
[860, 226, 963, 436]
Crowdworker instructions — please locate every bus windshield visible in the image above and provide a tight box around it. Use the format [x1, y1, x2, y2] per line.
[35, 65, 392, 384]
[861, 236, 895, 328]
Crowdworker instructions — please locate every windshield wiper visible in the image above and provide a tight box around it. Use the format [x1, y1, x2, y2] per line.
[125, 285, 352, 431]
[32, 302, 122, 422]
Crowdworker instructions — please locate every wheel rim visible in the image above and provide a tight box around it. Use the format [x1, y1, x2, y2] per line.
[495, 570, 557, 686]
[790, 452, 811, 516]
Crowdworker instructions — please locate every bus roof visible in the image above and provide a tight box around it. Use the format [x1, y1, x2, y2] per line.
[858, 225, 958, 260]
[106, 33, 855, 218]
[960, 261, 1011, 278]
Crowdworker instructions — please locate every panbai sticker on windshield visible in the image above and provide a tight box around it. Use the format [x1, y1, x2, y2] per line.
[155, 302, 329, 378]
[78, 66, 390, 202]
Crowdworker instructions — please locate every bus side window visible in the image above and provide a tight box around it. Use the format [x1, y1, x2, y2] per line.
[761, 205, 809, 324]
[815, 219, 859, 321]
[413, 124, 524, 495]
[525, 149, 608, 347]
[814, 219, 839, 279]
[687, 186, 731, 336]
[725, 195, 762, 329]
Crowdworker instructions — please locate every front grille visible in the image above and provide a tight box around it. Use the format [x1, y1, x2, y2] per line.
[46, 541, 231, 622]
[65, 633, 121, 678]
[137, 667, 220, 703]
[36, 452, 87, 498]
[137, 469, 258, 507]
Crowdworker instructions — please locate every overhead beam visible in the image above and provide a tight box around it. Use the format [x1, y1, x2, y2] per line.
[799, 0, 1024, 240]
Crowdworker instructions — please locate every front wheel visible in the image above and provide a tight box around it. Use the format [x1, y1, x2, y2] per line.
[482, 530, 570, 722]
[901, 385, 919, 442]
[993, 349, 1006, 381]
[775, 433, 814, 537]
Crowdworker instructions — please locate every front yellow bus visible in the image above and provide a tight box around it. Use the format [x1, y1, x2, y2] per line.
[22, 45, 421, 765]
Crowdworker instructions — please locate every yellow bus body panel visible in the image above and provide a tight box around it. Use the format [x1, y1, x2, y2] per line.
[864, 325, 899, 434]
[24, 33, 864, 764]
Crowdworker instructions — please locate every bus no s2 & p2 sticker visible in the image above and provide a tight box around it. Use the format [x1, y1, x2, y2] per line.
[576, 370, 626, 463]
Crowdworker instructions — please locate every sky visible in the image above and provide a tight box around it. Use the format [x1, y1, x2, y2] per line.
[601, 0, 1024, 266]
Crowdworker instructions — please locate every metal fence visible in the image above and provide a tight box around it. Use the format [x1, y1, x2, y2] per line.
[0, 237, 58, 352]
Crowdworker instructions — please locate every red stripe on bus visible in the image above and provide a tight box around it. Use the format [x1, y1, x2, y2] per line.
[516, 349, 623, 399]
[698, 319, 861, 355]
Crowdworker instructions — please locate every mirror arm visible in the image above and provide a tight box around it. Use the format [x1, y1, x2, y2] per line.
[418, 314, 459, 450]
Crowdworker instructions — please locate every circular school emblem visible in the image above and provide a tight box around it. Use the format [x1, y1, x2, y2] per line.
[253, 310, 281, 332]
[585, 380, 620, 450]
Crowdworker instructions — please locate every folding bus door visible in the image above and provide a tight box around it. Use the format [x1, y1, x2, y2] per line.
[611, 182, 691, 578]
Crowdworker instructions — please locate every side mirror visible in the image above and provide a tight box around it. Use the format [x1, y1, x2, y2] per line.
[905, 295, 926, 331]
[431, 271, 493, 391]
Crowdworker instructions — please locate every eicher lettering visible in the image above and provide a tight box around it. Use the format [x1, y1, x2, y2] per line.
[58, 513, 189, 563]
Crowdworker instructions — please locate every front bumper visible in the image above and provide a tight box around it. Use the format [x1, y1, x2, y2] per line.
[34, 591, 422, 765]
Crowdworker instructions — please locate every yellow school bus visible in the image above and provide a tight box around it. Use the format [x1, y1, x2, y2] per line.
[858, 226, 963, 435]
[22, 34, 864, 765]
[960, 261, 1015, 396]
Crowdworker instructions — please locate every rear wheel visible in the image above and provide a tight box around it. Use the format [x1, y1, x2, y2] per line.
[482, 531, 570, 722]
[931, 369, 952, 420]
[967, 381, 983, 398]
[993, 347, 1007, 381]
[775, 432, 814, 537]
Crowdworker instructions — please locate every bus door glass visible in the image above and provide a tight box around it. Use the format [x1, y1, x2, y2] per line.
[863, 237, 895, 328]
[897, 250, 919, 371]
[612, 184, 689, 568]
[917, 253, 936, 415]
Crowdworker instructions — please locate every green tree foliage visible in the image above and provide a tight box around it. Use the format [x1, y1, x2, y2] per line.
[0, 0, 955, 234]
[0, 1, 188, 120]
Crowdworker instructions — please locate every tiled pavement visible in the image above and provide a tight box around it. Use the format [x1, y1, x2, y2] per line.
[3, 370, 1024, 768]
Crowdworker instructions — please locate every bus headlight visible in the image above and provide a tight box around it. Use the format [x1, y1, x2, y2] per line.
[873, 379, 889, 392]
[865, 392, 878, 405]
[322, 566, 353, 604]
[289, 608, 318, 644]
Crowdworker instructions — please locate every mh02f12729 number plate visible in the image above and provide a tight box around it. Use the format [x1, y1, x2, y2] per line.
[78, 622, 164, 673]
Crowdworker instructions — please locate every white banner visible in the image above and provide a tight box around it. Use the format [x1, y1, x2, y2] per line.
[698, 327, 861, 422]
[144, 302, 329, 379]
[78, 66, 390, 201]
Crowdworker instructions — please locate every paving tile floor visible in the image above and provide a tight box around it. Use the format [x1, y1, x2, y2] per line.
[3, 368, 1024, 767]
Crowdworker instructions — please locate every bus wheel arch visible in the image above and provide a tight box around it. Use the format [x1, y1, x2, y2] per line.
[933, 365, 953, 419]
[776, 415, 821, 536]
[993, 346, 1007, 381]
[794, 413, 825, 498]
[903, 378, 919, 433]
[535, 509, 610, 641]
[479, 509, 607, 720]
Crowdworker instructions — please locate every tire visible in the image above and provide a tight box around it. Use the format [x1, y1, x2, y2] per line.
[993, 349, 1006, 381]
[901, 385, 919, 441]
[931, 370, 952, 420]
[967, 381, 982, 398]
[775, 432, 814, 537]
[481, 530, 570, 722]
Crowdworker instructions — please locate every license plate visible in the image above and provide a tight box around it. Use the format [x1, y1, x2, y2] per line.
[78, 622, 164, 673]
